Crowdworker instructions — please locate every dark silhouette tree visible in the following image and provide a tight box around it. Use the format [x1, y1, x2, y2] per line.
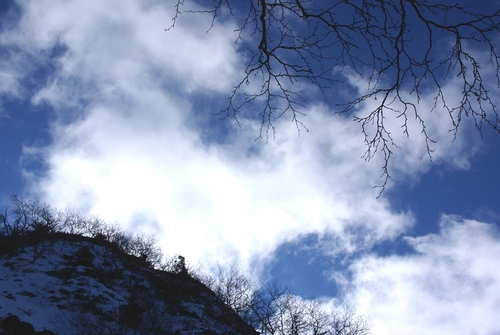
[210, 264, 257, 321]
[169, 0, 500, 190]
[207, 265, 371, 335]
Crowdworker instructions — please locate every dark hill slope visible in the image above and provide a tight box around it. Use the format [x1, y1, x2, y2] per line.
[0, 234, 258, 335]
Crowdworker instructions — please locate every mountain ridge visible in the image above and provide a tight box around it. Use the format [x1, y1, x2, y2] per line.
[0, 232, 258, 335]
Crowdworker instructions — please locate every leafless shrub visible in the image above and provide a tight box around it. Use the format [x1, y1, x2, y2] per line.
[208, 265, 371, 334]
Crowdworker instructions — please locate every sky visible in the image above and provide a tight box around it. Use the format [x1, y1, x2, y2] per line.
[1, 0, 500, 334]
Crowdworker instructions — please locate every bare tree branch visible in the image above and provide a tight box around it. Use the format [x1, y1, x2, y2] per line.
[169, 0, 500, 192]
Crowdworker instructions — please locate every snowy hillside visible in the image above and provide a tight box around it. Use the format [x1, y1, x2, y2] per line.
[0, 234, 257, 335]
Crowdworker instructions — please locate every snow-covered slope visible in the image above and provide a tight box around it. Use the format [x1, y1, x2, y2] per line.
[0, 234, 257, 335]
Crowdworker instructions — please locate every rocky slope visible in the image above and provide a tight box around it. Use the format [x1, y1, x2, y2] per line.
[0, 233, 257, 335]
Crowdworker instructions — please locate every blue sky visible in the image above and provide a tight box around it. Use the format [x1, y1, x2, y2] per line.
[1, 1, 500, 334]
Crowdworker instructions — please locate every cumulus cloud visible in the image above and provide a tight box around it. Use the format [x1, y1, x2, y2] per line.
[26, 102, 416, 275]
[347, 216, 500, 335]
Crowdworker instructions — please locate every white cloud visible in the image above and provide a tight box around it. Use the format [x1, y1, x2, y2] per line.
[28, 102, 416, 276]
[1, 0, 240, 111]
[0, 65, 19, 99]
[347, 216, 500, 335]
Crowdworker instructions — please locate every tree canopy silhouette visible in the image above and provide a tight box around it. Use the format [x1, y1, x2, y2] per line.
[169, 0, 500, 190]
